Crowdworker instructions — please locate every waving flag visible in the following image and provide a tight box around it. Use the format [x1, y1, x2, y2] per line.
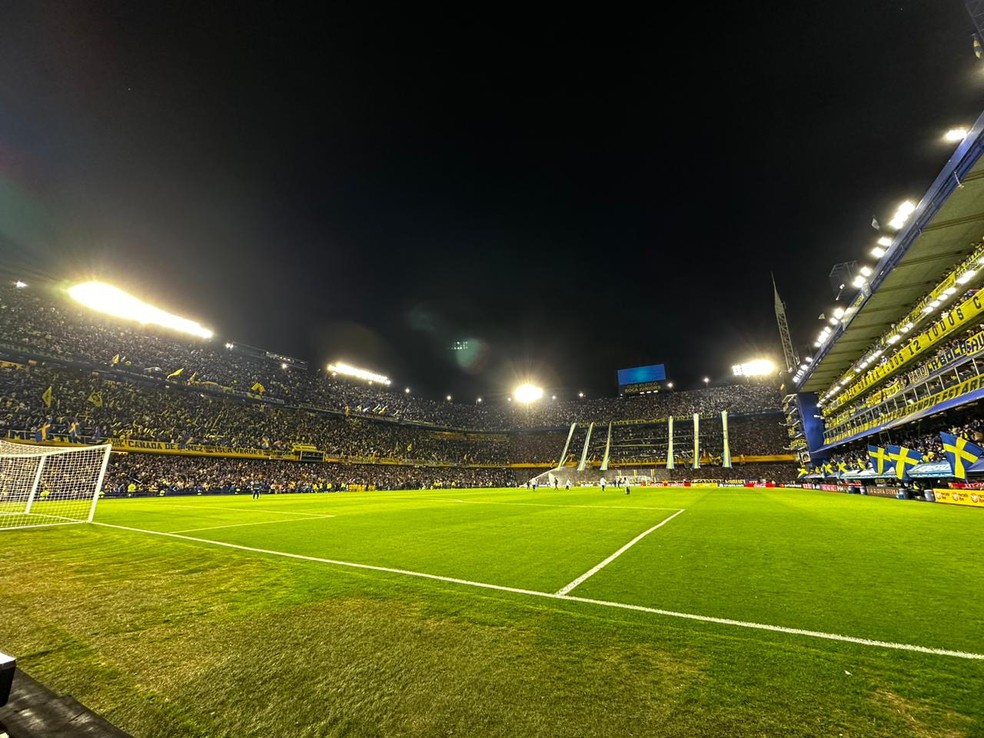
[940, 432, 984, 479]
[887, 445, 923, 480]
[868, 445, 893, 476]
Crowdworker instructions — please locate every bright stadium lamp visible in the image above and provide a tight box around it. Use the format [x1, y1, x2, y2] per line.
[732, 359, 776, 377]
[326, 362, 391, 385]
[446, 395, 452, 401]
[888, 200, 916, 230]
[404, 387, 411, 394]
[67, 281, 213, 338]
[513, 383, 544, 404]
[876, 236, 892, 247]
[944, 127, 969, 143]
[870, 246, 885, 259]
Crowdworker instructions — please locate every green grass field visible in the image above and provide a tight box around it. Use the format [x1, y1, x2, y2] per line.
[1, 485, 982, 737]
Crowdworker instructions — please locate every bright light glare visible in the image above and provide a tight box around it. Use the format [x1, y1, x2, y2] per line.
[326, 361, 391, 385]
[888, 200, 916, 230]
[68, 281, 213, 338]
[513, 383, 544, 404]
[14, 281, 27, 289]
[731, 359, 776, 377]
[876, 236, 893, 247]
[944, 127, 968, 143]
[870, 246, 885, 258]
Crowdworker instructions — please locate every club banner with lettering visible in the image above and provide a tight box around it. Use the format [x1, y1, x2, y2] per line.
[827, 287, 984, 413]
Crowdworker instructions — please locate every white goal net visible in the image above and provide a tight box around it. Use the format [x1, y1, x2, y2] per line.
[0, 440, 112, 531]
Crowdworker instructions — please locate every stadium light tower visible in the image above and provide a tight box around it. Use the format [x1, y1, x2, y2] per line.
[772, 274, 799, 375]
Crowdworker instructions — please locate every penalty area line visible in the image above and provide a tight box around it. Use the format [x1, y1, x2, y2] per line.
[555, 508, 686, 596]
[91, 521, 984, 661]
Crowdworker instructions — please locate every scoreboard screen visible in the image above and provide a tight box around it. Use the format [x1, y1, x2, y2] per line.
[617, 364, 666, 393]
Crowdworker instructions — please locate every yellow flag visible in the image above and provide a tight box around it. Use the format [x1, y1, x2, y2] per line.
[41, 386, 53, 407]
[250, 382, 266, 394]
[112, 353, 121, 365]
[166, 367, 185, 380]
[88, 391, 103, 407]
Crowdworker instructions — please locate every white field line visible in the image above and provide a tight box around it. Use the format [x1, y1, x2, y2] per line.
[171, 515, 336, 534]
[554, 509, 687, 596]
[91, 521, 984, 661]
[455, 500, 682, 512]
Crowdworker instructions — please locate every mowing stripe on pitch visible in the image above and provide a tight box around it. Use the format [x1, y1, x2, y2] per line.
[171, 514, 336, 534]
[93, 521, 984, 661]
[555, 508, 686, 596]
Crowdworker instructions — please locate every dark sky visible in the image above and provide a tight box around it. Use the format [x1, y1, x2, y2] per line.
[1, 1, 982, 399]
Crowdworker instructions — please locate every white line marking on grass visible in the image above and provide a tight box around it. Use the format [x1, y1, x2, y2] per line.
[171, 515, 336, 534]
[456, 500, 682, 512]
[91, 521, 984, 661]
[554, 509, 687, 596]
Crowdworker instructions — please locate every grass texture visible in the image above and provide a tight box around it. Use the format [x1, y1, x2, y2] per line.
[0, 486, 981, 737]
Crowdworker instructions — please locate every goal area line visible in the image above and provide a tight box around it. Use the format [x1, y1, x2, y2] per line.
[91, 521, 984, 662]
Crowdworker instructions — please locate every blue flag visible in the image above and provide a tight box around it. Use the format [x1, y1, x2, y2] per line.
[887, 445, 923, 480]
[868, 445, 893, 475]
[940, 432, 984, 480]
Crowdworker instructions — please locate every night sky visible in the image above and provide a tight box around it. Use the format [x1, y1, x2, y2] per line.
[1, 2, 982, 399]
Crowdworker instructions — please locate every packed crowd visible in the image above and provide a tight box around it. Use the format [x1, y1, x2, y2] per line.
[0, 282, 782, 431]
[819, 409, 984, 476]
[823, 312, 984, 439]
[0, 280, 793, 495]
[103, 454, 514, 494]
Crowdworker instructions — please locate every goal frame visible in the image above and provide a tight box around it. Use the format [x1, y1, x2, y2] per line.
[0, 440, 112, 531]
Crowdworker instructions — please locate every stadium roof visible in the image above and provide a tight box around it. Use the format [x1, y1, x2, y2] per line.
[799, 108, 984, 394]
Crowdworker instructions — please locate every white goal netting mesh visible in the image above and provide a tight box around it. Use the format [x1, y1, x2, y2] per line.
[0, 440, 112, 531]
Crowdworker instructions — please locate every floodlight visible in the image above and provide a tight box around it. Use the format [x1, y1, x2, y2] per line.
[888, 200, 916, 230]
[870, 246, 885, 259]
[578, 392, 584, 398]
[833, 307, 845, 319]
[859, 265, 872, 277]
[957, 269, 977, 284]
[67, 281, 213, 338]
[404, 387, 410, 394]
[667, 382, 673, 389]
[703, 377, 710, 385]
[477, 397, 482, 403]
[944, 127, 968, 143]
[446, 395, 452, 401]
[513, 383, 544, 404]
[852, 275, 865, 288]
[225, 342, 234, 349]
[326, 362, 391, 385]
[733, 359, 776, 377]
[876, 237, 892, 247]
[281, 362, 288, 369]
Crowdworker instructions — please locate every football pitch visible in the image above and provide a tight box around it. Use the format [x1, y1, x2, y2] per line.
[1, 485, 981, 737]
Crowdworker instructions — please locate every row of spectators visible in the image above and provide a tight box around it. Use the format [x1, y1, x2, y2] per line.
[103, 454, 514, 494]
[103, 454, 796, 496]
[823, 309, 984, 441]
[0, 282, 782, 431]
[815, 404, 984, 475]
[1, 362, 791, 464]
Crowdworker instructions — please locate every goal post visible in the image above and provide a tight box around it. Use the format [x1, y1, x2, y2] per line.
[0, 440, 112, 531]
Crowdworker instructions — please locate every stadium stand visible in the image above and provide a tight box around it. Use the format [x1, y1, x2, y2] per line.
[0, 280, 795, 489]
[787, 112, 984, 505]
